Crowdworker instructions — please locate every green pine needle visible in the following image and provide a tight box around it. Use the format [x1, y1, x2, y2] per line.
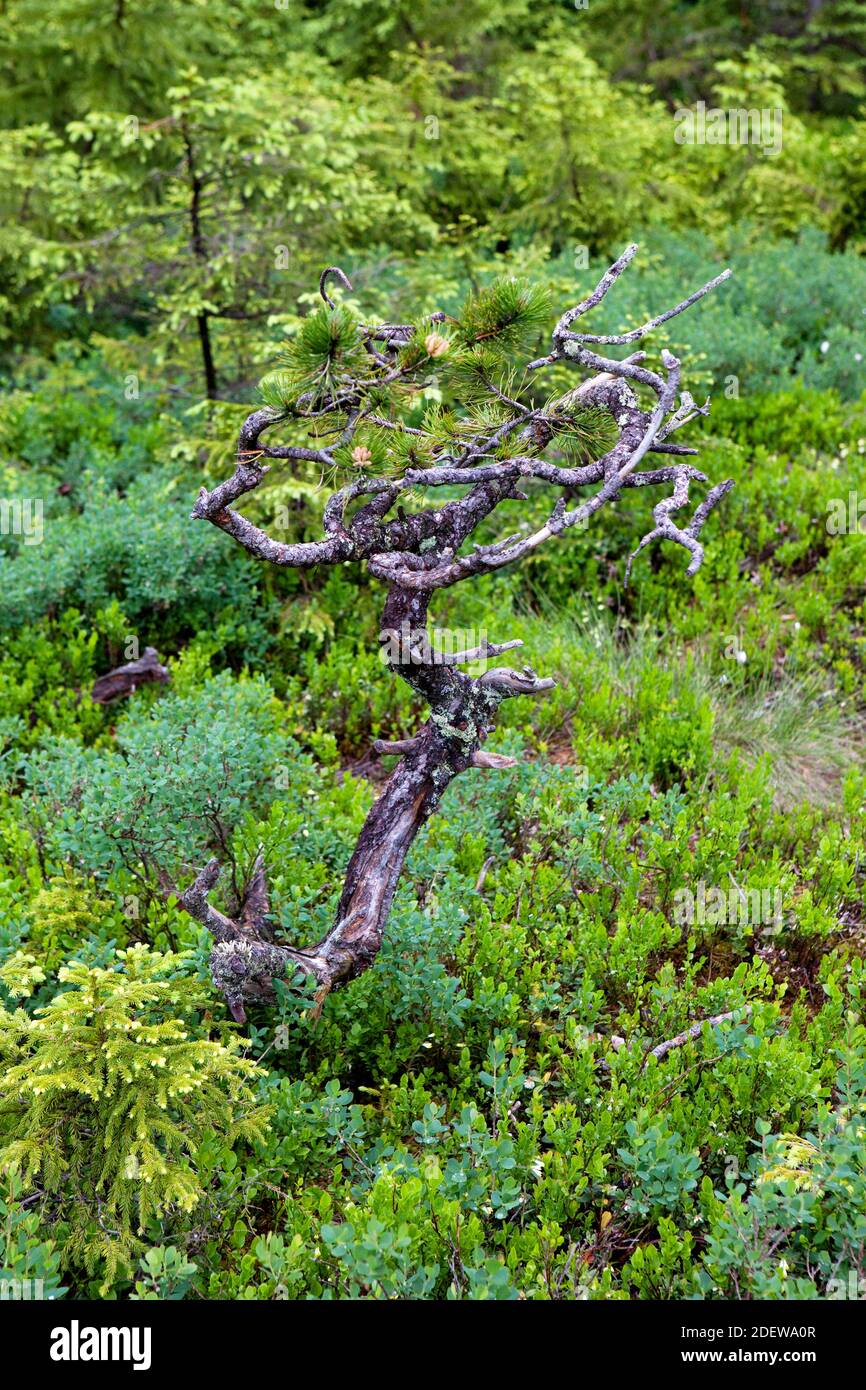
[457, 278, 550, 352]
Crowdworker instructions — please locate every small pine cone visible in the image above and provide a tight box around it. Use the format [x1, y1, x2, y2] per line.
[424, 332, 449, 358]
[351, 446, 373, 466]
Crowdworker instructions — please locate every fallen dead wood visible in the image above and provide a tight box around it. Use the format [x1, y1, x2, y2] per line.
[91, 648, 170, 704]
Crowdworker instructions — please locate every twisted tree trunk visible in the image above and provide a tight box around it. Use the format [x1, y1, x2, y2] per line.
[180, 584, 551, 1022]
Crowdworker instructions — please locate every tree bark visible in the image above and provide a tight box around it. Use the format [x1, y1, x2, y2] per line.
[196, 313, 218, 401]
[182, 121, 218, 400]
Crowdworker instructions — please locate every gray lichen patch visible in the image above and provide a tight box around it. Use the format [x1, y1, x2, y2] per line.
[430, 711, 479, 745]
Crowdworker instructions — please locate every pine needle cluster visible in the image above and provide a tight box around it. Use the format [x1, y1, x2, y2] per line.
[250, 276, 615, 485]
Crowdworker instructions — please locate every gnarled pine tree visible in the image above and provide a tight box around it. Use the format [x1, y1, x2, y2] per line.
[180, 246, 734, 1023]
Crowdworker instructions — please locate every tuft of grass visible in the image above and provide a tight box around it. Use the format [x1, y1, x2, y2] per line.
[511, 602, 864, 808]
[706, 670, 865, 809]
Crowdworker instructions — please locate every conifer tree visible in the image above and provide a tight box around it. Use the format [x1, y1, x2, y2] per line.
[0, 945, 267, 1289]
[178, 248, 734, 1023]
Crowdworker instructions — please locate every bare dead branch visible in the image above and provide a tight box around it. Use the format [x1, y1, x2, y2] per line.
[372, 735, 423, 755]
[91, 647, 170, 704]
[478, 665, 557, 694]
[607, 1004, 753, 1061]
[472, 750, 519, 769]
[561, 268, 732, 346]
[319, 264, 353, 309]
